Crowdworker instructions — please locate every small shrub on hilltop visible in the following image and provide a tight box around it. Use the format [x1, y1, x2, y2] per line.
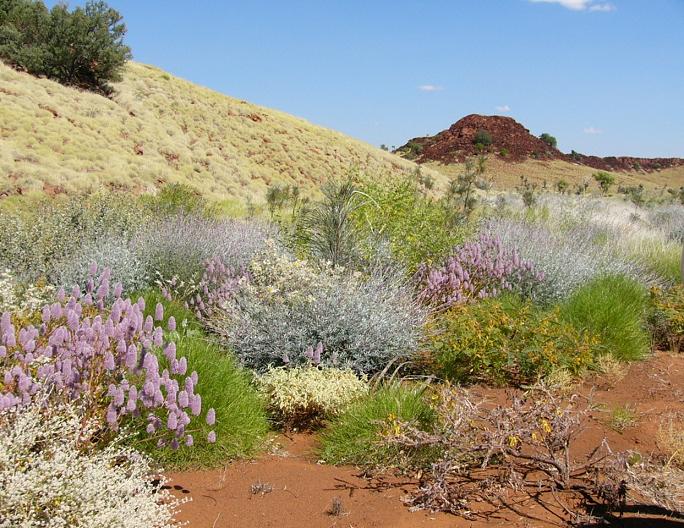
[426, 296, 598, 385]
[196, 246, 426, 375]
[0, 401, 181, 528]
[354, 176, 469, 271]
[256, 366, 368, 428]
[539, 132, 557, 148]
[473, 129, 492, 148]
[559, 275, 649, 362]
[0, 0, 132, 93]
[0, 267, 216, 450]
[415, 234, 544, 310]
[319, 383, 436, 467]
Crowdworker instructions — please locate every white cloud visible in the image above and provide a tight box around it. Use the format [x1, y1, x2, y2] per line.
[496, 104, 511, 113]
[583, 127, 603, 135]
[529, 0, 616, 11]
[418, 84, 444, 92]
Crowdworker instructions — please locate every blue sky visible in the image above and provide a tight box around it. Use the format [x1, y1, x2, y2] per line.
[52, 0, 684, 157]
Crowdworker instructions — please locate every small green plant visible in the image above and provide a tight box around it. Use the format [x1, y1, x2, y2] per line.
[609, 405, 638, 432]
[559, 275, 649, 362]
[540, 133, 557, 148]
[555, 179, 569, 194]
[473, 129, 493, 149]
[517, 175, 538, 208]
[593, 171, 616, 195]
[648, 285, 684, 353]
[255, 366, 368, 428]
[319, 383, 436, 467]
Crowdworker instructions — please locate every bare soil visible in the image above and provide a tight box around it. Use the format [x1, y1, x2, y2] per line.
[169, 352, 684, 527]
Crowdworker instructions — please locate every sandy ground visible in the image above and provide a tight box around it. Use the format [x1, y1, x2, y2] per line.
[169, 353, 684, 527]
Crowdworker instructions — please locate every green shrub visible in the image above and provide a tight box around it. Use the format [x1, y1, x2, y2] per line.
[474, 129, 492, 148]
[319, 383, 436, 467]
[256, 366, 368, 428]
[141, 183, 210, 218]
[540, 133, 557, 148]
[593, 171, 616, 195]
[559, 275, 649, 362]
[137, 291, 269, 468]
[0, 0, 131, 93]
[354, 176, 470, 271]
[427, 296, 598, 385]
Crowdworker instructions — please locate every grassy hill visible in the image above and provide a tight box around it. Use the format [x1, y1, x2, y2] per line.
[0, 61, 432, 204]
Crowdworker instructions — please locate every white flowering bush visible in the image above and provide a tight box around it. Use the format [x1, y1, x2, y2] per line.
[256, 366, 368, 426]
[0, 401, 182, 528]
[0, 269, 55, 314]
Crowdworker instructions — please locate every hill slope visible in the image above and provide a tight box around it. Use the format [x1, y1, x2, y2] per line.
[0, 61, 431, 202]
[397, 114, 684, 189]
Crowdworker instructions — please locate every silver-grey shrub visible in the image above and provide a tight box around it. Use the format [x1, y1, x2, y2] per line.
[203, 250, 426, 375]
[132, 215, 275, 287]
[485, 217, 660, 303]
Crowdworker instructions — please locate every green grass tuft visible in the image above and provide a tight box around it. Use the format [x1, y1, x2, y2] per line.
[559, 275, 649, 362]
[318, 383, 436, 468]
[136, 290, 270, 469]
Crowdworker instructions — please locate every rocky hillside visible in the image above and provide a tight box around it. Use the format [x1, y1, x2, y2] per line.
[0, 61, 433, 203]
[398, 114, 684, 174]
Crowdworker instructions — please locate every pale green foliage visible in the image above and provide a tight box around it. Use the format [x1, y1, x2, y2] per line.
[0, 402, 181, 527]
[256, 366, 368, 425]
[0, 268, 54, 313]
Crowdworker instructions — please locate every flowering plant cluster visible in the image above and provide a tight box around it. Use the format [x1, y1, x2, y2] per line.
[0, 269, 55, 315]
[256, 365, 368, 427]
[0, 264, 215, 449]
[0, 400, 182, 528]
[415, 234, 544, 310]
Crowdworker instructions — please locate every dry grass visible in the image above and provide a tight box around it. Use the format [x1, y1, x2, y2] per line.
[658, 416, 684, 468]
[0, 61, 433, 203]
[595, 354, 628, 389]
[424, 157, 684, 194]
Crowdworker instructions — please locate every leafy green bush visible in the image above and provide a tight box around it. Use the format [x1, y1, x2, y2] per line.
[0, 0, 131, 93]
[474, 129, 492, 148]
[137, 291, 269, 468]
[256, 366, 368, 427]
[540, 133, 557, 148]
[354, 176, 470, 271]
[427, 296, 598, 385]
[559, 275, 649, 362]
[593, 171, 616, 195]
[319, 383, 436, 467]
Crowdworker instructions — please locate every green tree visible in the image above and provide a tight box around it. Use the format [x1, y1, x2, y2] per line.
[473, 129, 492, 149]
[593, 171, 615, 195]
[0, 0, 131, 93]
[539, 133, 557, 148]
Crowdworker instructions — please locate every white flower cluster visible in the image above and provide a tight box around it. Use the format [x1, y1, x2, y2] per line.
[0, 269, 55, 314]
[256, 366, 368, 424]
[0, 402, 183, 528]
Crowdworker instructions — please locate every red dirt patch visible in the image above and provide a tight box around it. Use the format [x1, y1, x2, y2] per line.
[169, 353, 684, 527]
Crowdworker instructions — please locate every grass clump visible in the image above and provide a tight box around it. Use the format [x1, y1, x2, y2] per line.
[138, 291, 269, 469]
[319, 383, 436, 468]
[560, 275, 649, 362]
[608, 404, 638, 432]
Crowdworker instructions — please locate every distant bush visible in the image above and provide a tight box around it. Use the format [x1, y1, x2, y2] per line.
[0, 0, 131, 93]
[354, 176, 469, 271]
[256, 366, 368, 427]
[593, 171, 616, 195]
[0, 401, 180, 528]
[198, 246, 426, 375]
[559, 275, 649, 362]
[400, 141, 424, 160]
[319, 383, 436, 467]
[540, 133, 557, 148]
[415, 234, 544, 310]
[474, 129, 492, 148]
[426, 296, 598, 385]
